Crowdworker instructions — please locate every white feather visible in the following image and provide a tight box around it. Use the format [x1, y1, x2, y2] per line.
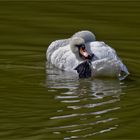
[47, 31, 129, 79]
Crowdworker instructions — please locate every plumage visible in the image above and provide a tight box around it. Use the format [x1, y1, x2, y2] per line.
[46, 30, 129, 80]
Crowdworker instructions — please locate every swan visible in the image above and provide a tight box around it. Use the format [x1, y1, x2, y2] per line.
[47, 30, 129, 80]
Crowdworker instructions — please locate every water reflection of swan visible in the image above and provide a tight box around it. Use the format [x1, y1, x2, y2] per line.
[47, 30, 129, 80]
[46, 63, 122, 139]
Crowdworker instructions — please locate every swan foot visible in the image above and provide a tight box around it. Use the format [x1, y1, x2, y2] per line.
[74, 60, 92, 78]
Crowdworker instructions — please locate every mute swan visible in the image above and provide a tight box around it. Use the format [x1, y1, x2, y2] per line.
[47, 31, 129, 80]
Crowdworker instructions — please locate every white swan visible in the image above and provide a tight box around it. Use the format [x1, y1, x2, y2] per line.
[47, 31, 129, 80]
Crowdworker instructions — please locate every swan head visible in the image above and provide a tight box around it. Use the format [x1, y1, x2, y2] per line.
[70, 37, 93, 60]
[72, 30, 96, 43]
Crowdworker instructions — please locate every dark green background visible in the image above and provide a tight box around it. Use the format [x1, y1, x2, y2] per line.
[0, 0, 140, 139]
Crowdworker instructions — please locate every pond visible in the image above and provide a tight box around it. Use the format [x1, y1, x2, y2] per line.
[0, 0, 140, 139]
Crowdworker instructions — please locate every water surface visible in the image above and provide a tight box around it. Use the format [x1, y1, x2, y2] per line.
[0, 0, 140, 139]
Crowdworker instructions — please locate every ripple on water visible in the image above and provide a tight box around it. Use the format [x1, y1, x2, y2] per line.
[0, 0, 140, 139]
[46, 63, 125, 139]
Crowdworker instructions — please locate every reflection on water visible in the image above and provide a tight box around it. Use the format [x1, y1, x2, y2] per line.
[0, 0, 140, 139]
[46, 63, 122, 139]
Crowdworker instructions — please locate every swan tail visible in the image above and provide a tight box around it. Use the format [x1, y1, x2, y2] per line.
[118, 62, 130, 80]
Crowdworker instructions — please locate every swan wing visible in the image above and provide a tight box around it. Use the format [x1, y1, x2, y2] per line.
[87, 41, 117, 60]
[47, 38, 70, 61]
[49, 44, 79, 71]
[88, 41, 129, 79]
[91, 58, 120, 77]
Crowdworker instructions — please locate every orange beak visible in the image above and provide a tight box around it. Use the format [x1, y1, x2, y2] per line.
[79, 47, 91, 59]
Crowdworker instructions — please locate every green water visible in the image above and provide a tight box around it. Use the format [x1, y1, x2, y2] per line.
[0, 0, 140, 139]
